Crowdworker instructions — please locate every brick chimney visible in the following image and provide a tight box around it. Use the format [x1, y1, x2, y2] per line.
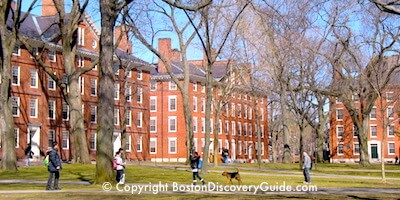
[115, 26, 133, 54]
[42, 0, 58, 16]
[158, 38, 172, 74]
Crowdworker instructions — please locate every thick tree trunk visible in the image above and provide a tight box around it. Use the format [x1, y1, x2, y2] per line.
[213, 107, 221, 167]
[359, 117, 371, 167]
[95, 0, 117, 183]
[281, 94, 290, 163]
[181, 92, 194, 164]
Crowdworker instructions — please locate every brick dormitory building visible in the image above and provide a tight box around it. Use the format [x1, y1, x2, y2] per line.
[330, 55, 400, 163]
[0, 1, 269, 163]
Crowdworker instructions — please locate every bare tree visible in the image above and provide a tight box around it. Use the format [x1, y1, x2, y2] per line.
[95, 0, 133, 184]
[370, 0, 400, 15]
[0, 0, 38, 171]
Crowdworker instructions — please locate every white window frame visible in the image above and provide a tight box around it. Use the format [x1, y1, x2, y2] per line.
[90, 133, 96, 150]
[336, 108, 343, 121]
[238, 141, 242, 155]
[218, 120, 222, 134]
[386, 92, 393, 102]
[114, 109, 120, 126]
[49, 50, 56, 62]
[387, 124, 395, 137]
[193, 117, 198, 133]
[137, 87, 142, 103]
[337, 125, 344, 138]
[90, 79, 97, 96]
[79, 76, 84, 95]
[11, 96, 20, 117]
[62, 131, 69, 150]
[14, 128, 19, 148]
[48, 130, 55, 147]
[12, 45, 20, 56]
[30, 69, 38, 88]
[193, 96, 198, 112]
[370, 124, 377, 138]
[387, 106, 394, 119]
[168, 137, 177, 154]
[78, 27, 85, 46]
[370, 107, 377, 120]
[48, 75, 56, 91]
[201, 98, 205, 113]
[150, 117, 157, 133]
[150, 96, 157, 112]
[126, 110, 131, 127]
[231, 121, 236, 136]
[30, 98, 38, 118]
[114, 84, 120, 100]
[77, 55, 85, 68]
[136, 136, 143, 152]
[137, 112, 143, 128]
[137, 70, 142, 80]
[168, 116, 177, 132]
[168, 96, 177, 111]
[150, 138, 157, 154]
[48, 100, 56, 120]
[126, 135, 132, 152]
[62, 101, 69, 121]
[125, 85, 132, 102]
[337, 143, 344, 155]
[169, 81, 177, 90]
[201, 85, 205, 93]
[193, 82, 197, 91]
[388, 142, 395, 155]
[90, 105, 97, 123]
[353, 142, 360, 155]
[201, 118, 205, 133]
[12, 66, 20, 86]
[150, 81, 157, 91]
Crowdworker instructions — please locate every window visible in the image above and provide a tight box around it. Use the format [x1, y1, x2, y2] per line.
[114, 84, 120, 100]
[261, 108, 265, 121]
[336, 97, 342, 104]
[231, 121, 236, 136]
[237, 122, 241, 136]
[218, 140, 222, 154]
[388, 142, 395, 155]
[30, 69, 38, 88]
[125, 110, 131, 126]
[77, 56, 84, 67]
[168, 138, 177, 154]
[238, 104, 242, 118]
[150, 117, 157, 132]
[352, 94, 359, 102]
[249, 124, 253, 137]
[49, 50, 56, 62]
[231, 103, 235, 117]
[150, 81, 157, 91]
[261, 125, 265, 138]
[78, 27, 85, 46]
[169, 116, 177, 132]
[125, 85, 132, 102]
[386, 92, 393, 102]
[11, 96, 19, 116]
[337, 125, 344, 138]
[249, 107, 253, 120]
[12, 45, 20, 56]
[238, 141, 242, 155]
[79, 76, 84, 94]
[193, 82, 197, 91]
[137, 136, 143, 152]
[370, 107, 376, 119]
[338, 143, 344, 155]
[30, 98, 38, 118]
[14, 128, 19, 148]
[225, 121, 229, 135]
[169, 96, 177, 111]
[150, 138, 157, 154]
[218, 120, 222, 134]
[90, 133, 96, 150]
[48, 75, 56, 90]
[336, 109, 343, 121]
[48, 130, 55, 147]
[90, 106, 97, 123]
[90, 79, 97, 96]
[387, 106, 394, 119]
[137, 87, 142, 103]
[201, 118, 205, 133]
[62, 101, 69, 120]
[201, 85, 205, 93]
[12, 66, 20, 85]
[354, 143, 360, 155]
[370, 125, 377, 137]
[169, 81, 177, 90]
[114, 109, 120, 125]
[193, 97, 198, 112]
[48, 100, 56, 120]
[388, 124, 395, 137]
[244, 141, 248, 154]
[137, 112, 143, 128]
[353, 125, 359, 138]
[150, 96, 157, 112]
[126, 135, 132, 152]
[193, 117, 198, 133]
[201, 98, 205, 113]
[137, 70, 142, 80]
[62, 131, 69, 149]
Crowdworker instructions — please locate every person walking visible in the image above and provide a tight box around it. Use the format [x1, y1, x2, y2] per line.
[302, 151, 311, 184]
[114, 149, 126, 184]
[190, 152, 205, 185]
[24, 143, 33, 166]
[46, 142, 62, 190]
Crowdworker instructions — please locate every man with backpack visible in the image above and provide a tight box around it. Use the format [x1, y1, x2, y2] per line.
[46, 142, 62, 190]
[190, 152, 205, 185]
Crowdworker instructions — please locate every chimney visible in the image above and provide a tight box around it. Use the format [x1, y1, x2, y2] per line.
[115, 26, 133, 54]
[42, 0, 58, 16]
[158, 38, 172, 74]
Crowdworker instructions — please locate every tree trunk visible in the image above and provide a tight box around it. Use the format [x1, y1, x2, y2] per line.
[359, 117, 371, 167]
[181, 92, 194, 164]
[213, 107, 221, 167]
[281, 94, 290, 163]
[95, 0, 117, 183]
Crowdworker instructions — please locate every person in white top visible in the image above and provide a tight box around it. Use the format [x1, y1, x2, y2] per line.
[115, 148, 126, 184]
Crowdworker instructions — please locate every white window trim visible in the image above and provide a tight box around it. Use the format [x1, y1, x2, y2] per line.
[126, 110, 132, 127]
[370, 124, 377, 138]
[114, 84, 120, 100]
[15, 128, 19, 148]
[48, 75, 56, 91]
[168, 137, 177, 154]
[137, 70, 143, 80]
[30, 98, 38, 118]
[336, 125, 344, 138]
[193, 82, 197, 91]
[137, 136, 143, 152]
[62, 131, 69, 150]
[49, 50, 56, 62]
[150, 81, 157, 91]
[336, 108, 343, 121]
[12, 96, 20, 117]
[201, 118, 205, 133]
[150, 96, 157, 112]
[126, 135, 132, 152]
[13, 45, 20, 56]
[114, 109, 120, 126]
[193, 117, 198, 133]
[62, 102, 70, 121]
[79, 76, 84, 95]
[370, 107, 377, 120]
[386, 91, 393, 102]
[90, 133, 96, 150]
[137, 87, 143, 104]
[337, 142, 344, 155]
[169, 81, 177, 90]
[387, 106, 394, 119]
[30, 69, 38, 88]
[353, 142, 360, 155]
[91, 79, 97, 96]
[193, 96, 198, 112]
[137, 112, 143, 128]
[48, 100, 56, 120]
[12, 66, 20, 86]
[150, 138, 157, 154]
[168, 116, 177, 132]
[90, 106, 97, 123]
[168, 96, 177, 112]
[387, 124, 395, 138]
[388, 142, 395, 155]
[150, 117, 157, 133]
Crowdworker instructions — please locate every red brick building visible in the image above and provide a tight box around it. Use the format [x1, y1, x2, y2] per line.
[330, 56, 400, 163]
[1, 1, 153, 161]
[149, 38, 269, 163]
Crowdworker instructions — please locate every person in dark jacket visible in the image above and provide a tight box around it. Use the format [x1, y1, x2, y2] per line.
[46, 142, 62, 190]
[190, 152, 205, 185]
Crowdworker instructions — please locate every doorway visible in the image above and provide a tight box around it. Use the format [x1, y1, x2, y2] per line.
[371, 144, 378, 159]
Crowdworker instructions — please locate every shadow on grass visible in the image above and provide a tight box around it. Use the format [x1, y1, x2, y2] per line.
[67, 171, 94, 184]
